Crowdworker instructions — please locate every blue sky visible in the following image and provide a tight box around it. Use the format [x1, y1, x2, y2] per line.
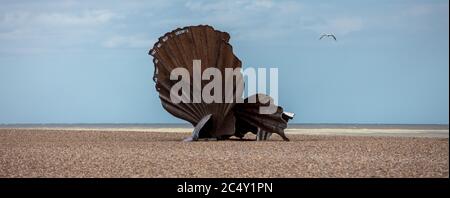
[0, 0, 448, 124]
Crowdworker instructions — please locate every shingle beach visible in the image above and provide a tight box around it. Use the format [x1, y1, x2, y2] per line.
[0, 129, 448, 178]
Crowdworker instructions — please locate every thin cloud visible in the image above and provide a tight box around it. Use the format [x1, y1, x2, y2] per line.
[403, 2, 449, 17]
[0, 9, 121, 52]
[329, 17, 364, 35]
[0, 9, 118, 27]
[103, 35, 155, 49]
[0, 29, 24, 40]
[183, 0, 365, 40]
[183, 0, 304, 40]
[300, 16, 364, 36]
[37, 10, 117, 26]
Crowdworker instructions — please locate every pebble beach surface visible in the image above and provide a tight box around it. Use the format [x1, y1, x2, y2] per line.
[0, 129, 448, 178]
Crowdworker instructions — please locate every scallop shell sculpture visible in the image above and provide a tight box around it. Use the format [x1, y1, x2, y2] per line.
[149, 25, 294, 141]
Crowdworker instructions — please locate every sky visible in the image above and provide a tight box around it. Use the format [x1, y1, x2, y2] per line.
[0, 0, 448, 124]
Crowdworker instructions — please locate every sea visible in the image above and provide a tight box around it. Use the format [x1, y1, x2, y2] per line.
[0, 123, 448, 138]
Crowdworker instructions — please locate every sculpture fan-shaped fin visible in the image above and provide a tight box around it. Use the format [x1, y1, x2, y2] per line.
[149, 25, 293, 141]
[234, 94, 291, 141]
[149, 25, 242, 139]
[183, 114, 212, 142]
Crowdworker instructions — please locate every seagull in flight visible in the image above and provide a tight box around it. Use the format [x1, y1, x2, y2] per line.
[319, 33, 337, 41]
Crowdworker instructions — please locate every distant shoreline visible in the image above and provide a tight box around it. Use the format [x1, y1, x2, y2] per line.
[0, 123, 448, 138]
[0, 123, 448, 130]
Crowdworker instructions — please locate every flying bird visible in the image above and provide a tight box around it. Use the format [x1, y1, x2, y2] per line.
[319, 33, 337, 41]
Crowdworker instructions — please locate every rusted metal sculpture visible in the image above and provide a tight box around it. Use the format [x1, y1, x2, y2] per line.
[149, 25, 294, 141]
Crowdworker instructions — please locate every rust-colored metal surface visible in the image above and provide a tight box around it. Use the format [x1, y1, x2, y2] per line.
[149, 25, 293, 141]
[234, 94, 291, 141]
